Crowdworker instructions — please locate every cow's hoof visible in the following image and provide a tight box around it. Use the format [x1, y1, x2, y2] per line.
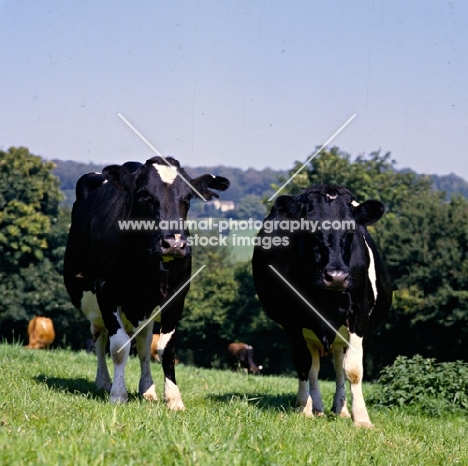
[354, 420, 374, 428]
[166, 399, 186, 411]
[314, 411, 326, 417]
[295, 406, 314, 418]
[295, 395, 313, 418]
[96, 380, 112, 392]
[142, 384, 158, 401]
[110, 390, 128, 403]
[110, 395, 128, 403]
[339, 407, 351, 418]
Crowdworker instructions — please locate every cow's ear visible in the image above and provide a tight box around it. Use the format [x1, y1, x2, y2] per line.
[353, 200, 385, 225]
[192, 174, 230, 200]
[275, 195, 304, 218]
[102, 165, 136, 191]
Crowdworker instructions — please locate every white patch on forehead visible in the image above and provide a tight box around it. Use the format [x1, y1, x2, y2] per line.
[326, 193, 337, 200]
[153, 163, 178, 184]
[351, 200, 360, 207]
[363, 236, 378, 309]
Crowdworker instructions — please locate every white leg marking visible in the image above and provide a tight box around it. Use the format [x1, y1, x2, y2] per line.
[309, 347, 324, 415]
[157, 329, 175, 362]
[135, 324, 157, 401]
[109, 329, 130, 403]
[153, 163, 178, 184]
[343, 333, 373, 427]
[363, 237, 378, 305]
[164, 378, 185, 411]
[296, 379, 314, 418]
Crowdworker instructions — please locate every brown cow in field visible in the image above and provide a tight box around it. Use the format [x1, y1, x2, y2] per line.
[25, 317, 55, 349]
[150, 334, 161, 362]
[228, 342, 263, 374]
[150, 334, 179, 364]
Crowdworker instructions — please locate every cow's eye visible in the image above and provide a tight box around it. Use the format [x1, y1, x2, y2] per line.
[137, 191, 152, 204]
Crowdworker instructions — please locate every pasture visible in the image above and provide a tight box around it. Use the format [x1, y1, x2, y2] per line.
[0, 343, 466, 465]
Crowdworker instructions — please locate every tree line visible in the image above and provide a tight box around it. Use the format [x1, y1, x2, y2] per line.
[1, 146, 467, 378]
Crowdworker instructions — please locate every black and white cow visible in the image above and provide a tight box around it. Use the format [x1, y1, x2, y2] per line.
[252, 185, 392, 427]
[64, 156, 229, 408]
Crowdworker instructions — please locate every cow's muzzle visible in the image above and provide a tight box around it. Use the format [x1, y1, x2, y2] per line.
[323, 267, 349, 290]
[160, 234, 188, 259]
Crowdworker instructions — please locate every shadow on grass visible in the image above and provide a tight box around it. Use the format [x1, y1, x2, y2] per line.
[207, 391, 296, 413]
[33, 374, 156, 403]
[33, 374, 108, 400]
[207, 392, 353, 423]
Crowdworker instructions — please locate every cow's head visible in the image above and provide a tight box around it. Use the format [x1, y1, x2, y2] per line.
[102, 156, 230, 260]
[274, 185, 385, 291]
[144, 157, 229, 259]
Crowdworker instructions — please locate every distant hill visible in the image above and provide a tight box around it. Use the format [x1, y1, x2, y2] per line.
[51, 159, 288, 219]
[51, 159, 468, 210]
[52, 159, 103, 206]
[430, 173, 468, 200]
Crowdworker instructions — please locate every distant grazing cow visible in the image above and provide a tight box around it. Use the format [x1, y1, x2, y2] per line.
[150, 333, 160, 362]
[64, 156, 229, 408]
[150, 333, 179, 364]
[25, 317, 55, 349]
[228, 342, 263, 374]
[252, 185, 392, 427]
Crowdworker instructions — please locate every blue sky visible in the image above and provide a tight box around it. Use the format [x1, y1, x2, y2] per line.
[1, 1, 467, 179]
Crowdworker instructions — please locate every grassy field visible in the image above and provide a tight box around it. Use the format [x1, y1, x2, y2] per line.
[0, 343, 466, 466]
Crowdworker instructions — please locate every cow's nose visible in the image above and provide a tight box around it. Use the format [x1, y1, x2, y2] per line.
[323, 268, 349, 289]
[160, 234, 187, 251]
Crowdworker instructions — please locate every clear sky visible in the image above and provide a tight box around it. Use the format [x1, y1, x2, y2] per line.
[1, 1, 467, 178]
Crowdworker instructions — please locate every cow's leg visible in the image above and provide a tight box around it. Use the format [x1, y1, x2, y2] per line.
[158, 328, 185, 411]
[135, 323, 157, 401]
[343, 333, 372, 427]
[332, 347, 350, 418]
[308, 346, 324, 415]
[288, 330, 314, 418]
[94, 330, 112, 391]
[97, 285, 131, 403]
[108, 327, 131, 403]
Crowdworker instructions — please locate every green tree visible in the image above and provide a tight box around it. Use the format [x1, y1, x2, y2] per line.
[227, 261, 293, 375]
[231, 195, 267, 220]
[177, 231, 238, 368]
[0, 147, 62, 271]
[0, 147, 88, 347]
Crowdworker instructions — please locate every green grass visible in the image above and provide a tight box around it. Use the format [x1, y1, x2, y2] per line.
[0, 343, 466, 465]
